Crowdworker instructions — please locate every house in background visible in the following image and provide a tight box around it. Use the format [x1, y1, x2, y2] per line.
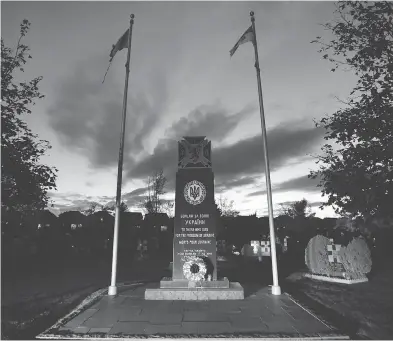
[118, 212, 144, 257]
[142, 213, 171, 257]
[121, 212, 143, 229]
[223, 215, 263, 250]
[58, 211, 87, 232]
[86, 211, 115, 251]
[33, 210, 59, 231]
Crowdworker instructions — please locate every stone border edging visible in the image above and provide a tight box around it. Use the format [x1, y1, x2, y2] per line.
[283, 292, 339, 333]
[304, 273, 368, 284]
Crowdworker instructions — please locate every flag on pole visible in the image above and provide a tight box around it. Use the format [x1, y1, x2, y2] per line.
[110, 28, 130, 62]
[102, 28, 130, 84]
[230, 25, 254, 57]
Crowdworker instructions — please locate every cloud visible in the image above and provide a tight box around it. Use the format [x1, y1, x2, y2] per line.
[248, 174, 321, 197]
[309, 201, 324, 208]
[215, 176, 259, 193]
[165, 102, 256, 143]
[126, 118, 325, 195]
[48, 191, 116, 213]
[124, 187, 148, 197]
[47, 55, 169, 169]
[125, 103, 256, 188]
[213, 122, 324, 181]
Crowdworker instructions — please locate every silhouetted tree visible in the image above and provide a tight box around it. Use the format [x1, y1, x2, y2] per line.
[1, 20, 58, 226]
[102, 201, 129, 213]
[140, 168, 168, 214]
[82, 201, 129, 215]
[309, 1, 393, 220]
[279, 198, 314, 219]
[215, 195, 240, 217]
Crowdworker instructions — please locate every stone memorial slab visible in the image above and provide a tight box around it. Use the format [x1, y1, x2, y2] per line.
[173, 167, 217, 280]
[145, 137, 243, 300]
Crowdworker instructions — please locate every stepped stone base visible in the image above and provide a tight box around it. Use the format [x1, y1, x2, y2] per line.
[160, 277, 229, 289]
[145, 282, 244, 300]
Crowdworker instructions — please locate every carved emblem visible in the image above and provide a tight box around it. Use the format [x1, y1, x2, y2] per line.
[184, 180, 206, 205]
[178, 137, 212, 168]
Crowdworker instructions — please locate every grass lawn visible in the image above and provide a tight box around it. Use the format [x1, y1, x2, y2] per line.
[284, 262, 393, 339]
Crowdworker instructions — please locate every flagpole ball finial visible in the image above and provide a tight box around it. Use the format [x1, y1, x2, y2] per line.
[250, 11, 254, 16]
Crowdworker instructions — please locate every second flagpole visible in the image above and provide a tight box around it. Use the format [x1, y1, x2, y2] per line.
[250, 11, 281, 295]
[109, 14, 135, 296]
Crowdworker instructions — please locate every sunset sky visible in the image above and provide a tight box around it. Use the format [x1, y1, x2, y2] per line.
[2, 1, 358, 218]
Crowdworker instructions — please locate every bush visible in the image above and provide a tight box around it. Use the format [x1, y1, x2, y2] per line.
[305, 235, 333, 275]
[339, 237, 372, 279]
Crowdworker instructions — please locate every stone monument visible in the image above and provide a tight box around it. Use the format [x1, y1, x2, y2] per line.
[145, 137, 244, 300]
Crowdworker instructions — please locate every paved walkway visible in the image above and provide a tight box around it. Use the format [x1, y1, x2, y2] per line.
[37, 282, 349, 339]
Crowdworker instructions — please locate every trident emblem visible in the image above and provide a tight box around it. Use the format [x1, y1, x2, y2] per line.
[190, 185, 200, 200]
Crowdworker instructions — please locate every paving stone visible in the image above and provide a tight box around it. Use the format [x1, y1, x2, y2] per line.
[292, 318, 331, 334]
[183, 311, 229, 322]
[281, 306, 314, 321]
[180, 321, 199, 334]
[63, 309, 98, 328]
[88, 327, 111, 334]
[264, 303, 286, 315]
[118, 288, 140, 297]
[207, 301, 241, 312]
[149, 312, 183, 324]
[281, 297, 300, 308]
[258, 310, 279, 323]
[73, 326, 90, 334]
[229, 316, 269, 332]
[116, 306, 143, 321]
[182, 302, 210, 311]
[144, 324, 183, 335]
[139, 300, 173, 311]
[167, 301, 185, 313]
[123, 298, 145, 307]
[110, 321, 148, 334]
[264, 319, 299, 333]
[118, 310, 152, 322]
[131, 287, 148, 295]
[90, 295, 127, 309]
[196, 321, 233, 335]
[82, 316, 118, 328]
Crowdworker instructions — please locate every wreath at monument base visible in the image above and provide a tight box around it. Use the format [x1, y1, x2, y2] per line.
[183, 256, 207, 282]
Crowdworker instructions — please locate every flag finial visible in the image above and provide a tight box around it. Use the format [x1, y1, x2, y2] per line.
[130, 14, 135, 19]
[250, 11, 254, 16]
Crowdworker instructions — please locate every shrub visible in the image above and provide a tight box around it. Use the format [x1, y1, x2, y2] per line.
[339, 237, 372, 279]
[305, 235, 333, 275]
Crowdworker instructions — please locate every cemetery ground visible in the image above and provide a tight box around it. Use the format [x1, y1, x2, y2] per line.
[2, 253, 393, 340]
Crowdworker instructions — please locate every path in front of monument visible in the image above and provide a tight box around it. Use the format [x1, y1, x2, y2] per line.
[2, 255, 393, 339]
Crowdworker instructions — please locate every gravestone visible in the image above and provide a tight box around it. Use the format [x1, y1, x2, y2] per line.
[145, 137, 244, 300]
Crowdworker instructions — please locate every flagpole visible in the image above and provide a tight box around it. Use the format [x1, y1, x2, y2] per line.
[108, 13, 135, 296]
[250, 11, 281, 295]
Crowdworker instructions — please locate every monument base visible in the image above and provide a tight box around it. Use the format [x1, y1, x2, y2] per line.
[145, 282, 244, 300]
[160, 277, 230, 289]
